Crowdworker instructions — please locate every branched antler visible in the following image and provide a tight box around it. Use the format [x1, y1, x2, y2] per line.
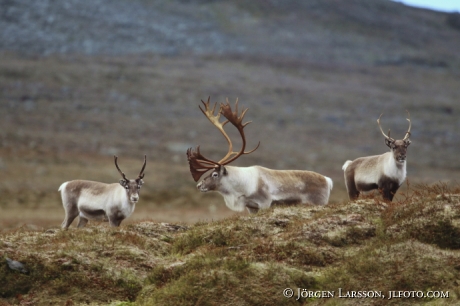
[186, 147, 217, 182]
[187, 97, 260, 181]
[218, 98, 260, 165]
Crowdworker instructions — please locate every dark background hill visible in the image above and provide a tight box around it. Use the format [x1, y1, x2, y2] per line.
[2, 0, 460, 64]
[1, 0, 459, 228]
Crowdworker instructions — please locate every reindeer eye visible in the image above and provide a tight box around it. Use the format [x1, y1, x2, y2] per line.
[212, 172, 219, 178]
[125, 186, 129, 189]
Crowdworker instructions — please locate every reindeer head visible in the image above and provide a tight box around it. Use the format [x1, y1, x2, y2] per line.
[196, 165, 228, 192]
[114, 155, 147, 203]
[187, 97, 259, 192]
[377, 111, 411, 163]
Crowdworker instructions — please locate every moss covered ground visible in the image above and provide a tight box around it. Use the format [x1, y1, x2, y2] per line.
[2, 183, 460, 305]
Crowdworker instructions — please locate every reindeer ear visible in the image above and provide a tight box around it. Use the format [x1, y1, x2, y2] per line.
[119, 179, 128, 187]
[221, 166, 228, 176]
[404, 139, 411, 147]
[137, 179, 144, 186]
[385, 138, 394, 148]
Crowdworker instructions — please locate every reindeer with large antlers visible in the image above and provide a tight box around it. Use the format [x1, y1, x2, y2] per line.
[59, 155, 146, 228]
[342, 111, 412, 201]
[187, 97, 333, 213]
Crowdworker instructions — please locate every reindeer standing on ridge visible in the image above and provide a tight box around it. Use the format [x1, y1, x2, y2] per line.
[187, 97, 333, 213]
[342, 112, 412, 201]
[59, 156, 146, 228]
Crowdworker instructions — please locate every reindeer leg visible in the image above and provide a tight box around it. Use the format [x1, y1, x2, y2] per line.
[383, 185, 400, 201]
[108, 209, 124, 227]
[77, 216, 89, 228]
[378, 177, 401, 202]
[61, 194, 80, 229]
[381, 188, 393, 201]
[345, 176, 360, 200]
[108, 217, 123, 227]
[62, 207, 79, 229]
[245, 200, 260, 214]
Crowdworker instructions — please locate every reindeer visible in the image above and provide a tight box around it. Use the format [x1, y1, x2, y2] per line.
[187, 97, 333, 213]
[59, 155, 146, 228]
[342, 111, 412, 201]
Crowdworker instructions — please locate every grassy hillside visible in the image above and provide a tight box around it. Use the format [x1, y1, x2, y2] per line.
[1, 183, 460, 305]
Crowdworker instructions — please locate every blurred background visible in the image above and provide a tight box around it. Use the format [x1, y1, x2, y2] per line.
[1, 0, 459, 231]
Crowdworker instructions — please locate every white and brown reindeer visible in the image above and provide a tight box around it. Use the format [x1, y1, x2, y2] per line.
[59, 155, 146, 228]
[187, 97, 333, 213]
[342, 111, 412, 201]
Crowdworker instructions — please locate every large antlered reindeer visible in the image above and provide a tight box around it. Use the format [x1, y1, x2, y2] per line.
[187, 97, 333, 213]
[342, 111, 412, 201]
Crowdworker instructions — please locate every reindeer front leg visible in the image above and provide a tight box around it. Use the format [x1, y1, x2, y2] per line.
[378, 178, 399, 201]
[108, 208, 125, 227]
[77, 216, 89, 228]
[108, 218, 122, 227]
[245, 200, 260, 214]
[244, 192, 272, 213]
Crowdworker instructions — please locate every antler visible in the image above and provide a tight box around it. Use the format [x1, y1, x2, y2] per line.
[186, 146, 220, 182]
[198, 97, 234, 163]
[137, 155, 147, 180]
[377, 113, 394, 141]
[218, 98, 260, 165]
[114, 155, 128, 181]
[114, 155, 147, 181]
[187, 97, 260, 182]
[403, 110, 411, 141]
[377, 111, 412, 141]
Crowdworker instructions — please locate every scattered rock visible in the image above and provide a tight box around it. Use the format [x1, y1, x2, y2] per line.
[6, 257, 29, 274]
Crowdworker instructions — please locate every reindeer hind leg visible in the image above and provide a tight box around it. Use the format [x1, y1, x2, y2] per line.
[62, 211, 78, 229]
[344, 173, 360, 201]
[61, 196, 79, 229]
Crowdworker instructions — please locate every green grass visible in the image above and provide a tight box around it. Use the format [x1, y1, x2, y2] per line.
[2, 183, 460, 305]
[140, 256, 315, 306]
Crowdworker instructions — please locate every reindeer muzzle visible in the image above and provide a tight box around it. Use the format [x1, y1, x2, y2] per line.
[197, 181, 208, 192]
[397, 155, 406, 163]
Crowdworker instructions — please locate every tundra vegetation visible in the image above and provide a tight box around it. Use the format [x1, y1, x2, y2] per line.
[2, 183, 460, 305]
